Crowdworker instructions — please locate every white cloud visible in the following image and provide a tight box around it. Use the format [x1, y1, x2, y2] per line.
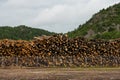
[0, 0, 120, 33]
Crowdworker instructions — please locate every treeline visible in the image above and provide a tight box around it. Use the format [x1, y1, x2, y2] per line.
[0, 25, 55, 40]
[68, 3, 120, 39]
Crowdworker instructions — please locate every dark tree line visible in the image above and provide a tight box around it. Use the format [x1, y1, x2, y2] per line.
[0, 25, 55, 40]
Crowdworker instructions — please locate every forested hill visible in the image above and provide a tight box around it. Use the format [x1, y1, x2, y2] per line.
[68, 3, 120, 39]
[0, 25, 55, 40]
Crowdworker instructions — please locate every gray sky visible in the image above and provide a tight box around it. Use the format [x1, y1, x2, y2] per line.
[0, 0, 120, 33]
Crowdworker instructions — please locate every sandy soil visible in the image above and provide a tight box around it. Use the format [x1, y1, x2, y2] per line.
[0, 68, 120, 80]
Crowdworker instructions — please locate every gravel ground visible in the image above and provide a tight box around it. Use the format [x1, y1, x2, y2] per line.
[0, 68, 120, 80]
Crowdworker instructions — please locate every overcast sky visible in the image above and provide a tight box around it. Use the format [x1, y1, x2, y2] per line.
[0, 0, 120, 33]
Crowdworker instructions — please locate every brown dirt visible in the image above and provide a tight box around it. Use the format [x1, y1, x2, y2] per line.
[0, 68, 120, 80]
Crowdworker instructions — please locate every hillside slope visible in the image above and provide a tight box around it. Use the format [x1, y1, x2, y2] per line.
[68, 3, 120, 39]
[0, 25, 54, 40]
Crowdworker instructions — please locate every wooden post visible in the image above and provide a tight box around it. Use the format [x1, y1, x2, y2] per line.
[16, 56, 18, 66]
[36, 56, 39, 67]
[85, 57, 87, 67]
[1, 56, 4, 68]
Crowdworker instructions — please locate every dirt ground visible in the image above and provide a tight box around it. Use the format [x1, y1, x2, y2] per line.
[0, 68, 120, 80]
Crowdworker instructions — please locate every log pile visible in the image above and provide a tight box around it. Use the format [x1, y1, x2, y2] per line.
[0, 34, 120, 67]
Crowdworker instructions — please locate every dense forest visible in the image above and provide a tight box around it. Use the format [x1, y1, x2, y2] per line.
[68, 3, 120, 39]
[0, 25, 54, 40]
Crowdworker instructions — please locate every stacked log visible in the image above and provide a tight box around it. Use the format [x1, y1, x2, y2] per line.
[0, 34, 120, 67]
